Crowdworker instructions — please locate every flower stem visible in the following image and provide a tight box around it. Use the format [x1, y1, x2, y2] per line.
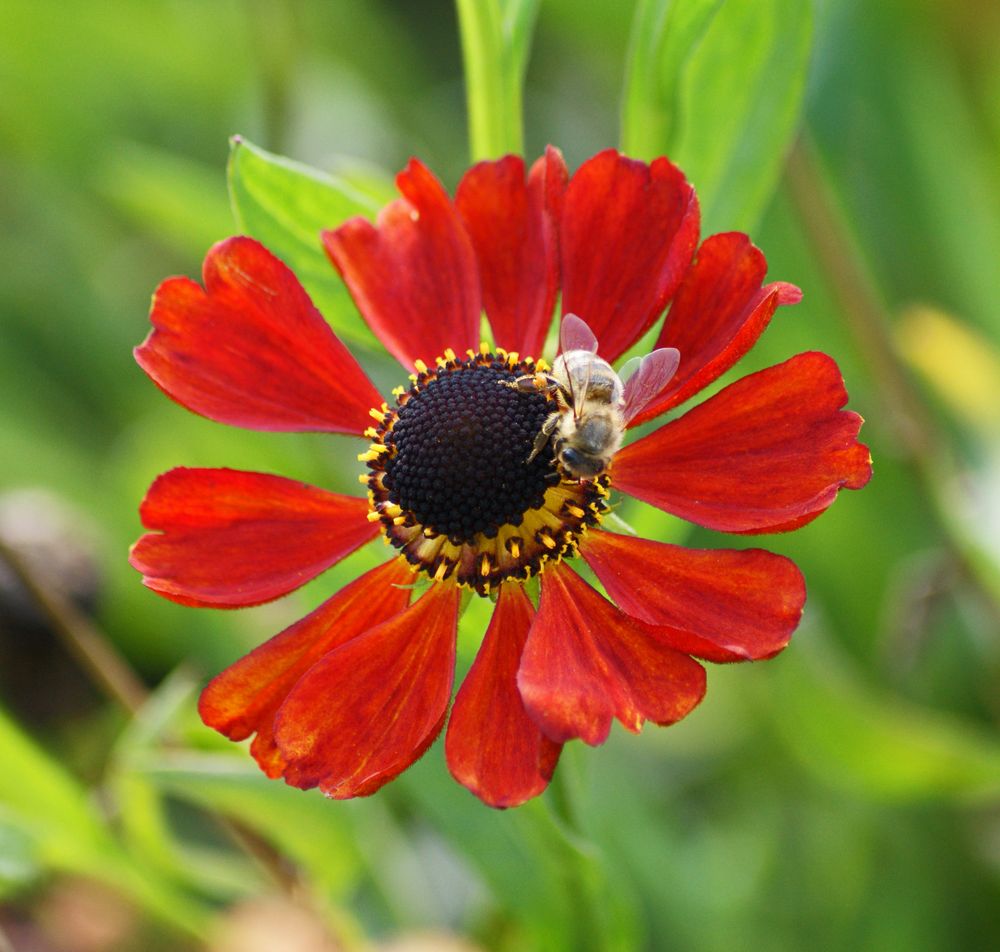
[455, 0, 526, 160]
[541, 754, 610, 952]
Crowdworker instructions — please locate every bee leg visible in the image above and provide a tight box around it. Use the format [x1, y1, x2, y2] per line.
[526, 411, 561, 463]
[503, 373, 560, 394]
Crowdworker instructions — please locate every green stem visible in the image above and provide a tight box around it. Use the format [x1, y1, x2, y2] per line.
[455, 0, 524, 160]
[541, 755, 607, 952]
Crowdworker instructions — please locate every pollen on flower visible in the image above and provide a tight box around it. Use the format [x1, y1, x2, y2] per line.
[362, 346, 609, 594]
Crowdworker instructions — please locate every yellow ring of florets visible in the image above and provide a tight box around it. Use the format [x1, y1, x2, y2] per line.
[360, 343, 609, 596]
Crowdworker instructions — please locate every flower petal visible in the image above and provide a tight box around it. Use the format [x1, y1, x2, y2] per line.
[612, 352, 873, 533]
[130, 468, 377, 607]
[323, 159, 481, 370]
[445, 583, 561, 808]
[275, 583, 460, 798]
[135, 236, 381, 435]
[455, 147, 567, 358]
[199, 559, 414, 777]
[581, 531, 805, 662]
[559, 150, 699, 362]
[628, 232, 802, 427]
[517, 564, 706, 746]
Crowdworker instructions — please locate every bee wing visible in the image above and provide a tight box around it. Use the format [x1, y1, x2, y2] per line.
[620, 347, 681, 425]
[557, 314, 597, 418]
[559, 313, 598, 354]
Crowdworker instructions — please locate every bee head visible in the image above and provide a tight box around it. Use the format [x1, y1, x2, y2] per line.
[558, 446, 607, 479]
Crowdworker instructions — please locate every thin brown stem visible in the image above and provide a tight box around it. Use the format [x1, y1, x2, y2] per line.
[0, 537, 148, 715]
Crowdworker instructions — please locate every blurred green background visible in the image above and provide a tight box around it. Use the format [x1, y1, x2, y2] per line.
[2, 0, 1000, 949]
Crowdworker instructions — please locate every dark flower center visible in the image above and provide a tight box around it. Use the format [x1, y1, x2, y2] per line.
[361, 347, 609, 596]
[383, 360, 556, 544]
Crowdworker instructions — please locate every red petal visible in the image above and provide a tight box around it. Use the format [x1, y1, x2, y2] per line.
[517, 564, 706, 746]
[135, 237, 381, 435]
[323, 159, 481, 369]
[445, 584, 561, 808]
[581, 531, 805, 662]
[613, 353, 873, 533]
[130, 468, 377, 607]
[275, 583, 460, 798]
[628, 232, 802, 427]
[559, 150, 699, 362]
[455, 147, 567, 358]
[198, 559, 414, 777]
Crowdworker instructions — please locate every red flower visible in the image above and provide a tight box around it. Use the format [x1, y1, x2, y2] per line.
[131, 147, 871, 808]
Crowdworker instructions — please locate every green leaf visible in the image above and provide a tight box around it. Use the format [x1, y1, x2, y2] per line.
[0, 705, 118, 870]
[621, 0, 812, 234]
[227, 136, 385, 349]
[621, 0, 724, 160]
[139, 750, 362, 896]
[0, 706, 209, 936]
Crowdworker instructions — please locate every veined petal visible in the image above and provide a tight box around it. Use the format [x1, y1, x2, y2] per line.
[275, 583, 460, 798]
[559, 150, 699, 362]
[130, 468, 377, 607]
[275, 585, 459, 799]
[518, 563, 705, 746]
[198, 559, 414, 777]
[136, 237, 381, 435]
[581, 531, 805, 662]
[628, 232, 802, 427]
[324, 159, 481, 370]
[613, 353, 873, 533]
[446, 583, 561, 808]
[455, 147, 567, 358]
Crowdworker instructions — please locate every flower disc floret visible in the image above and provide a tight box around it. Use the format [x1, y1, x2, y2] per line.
[362, 347, 609, 595]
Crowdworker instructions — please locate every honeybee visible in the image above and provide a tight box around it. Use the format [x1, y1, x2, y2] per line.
[507, 314, 680, 479]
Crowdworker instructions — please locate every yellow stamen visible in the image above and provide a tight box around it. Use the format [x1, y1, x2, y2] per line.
[414, 358, 428, 374]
